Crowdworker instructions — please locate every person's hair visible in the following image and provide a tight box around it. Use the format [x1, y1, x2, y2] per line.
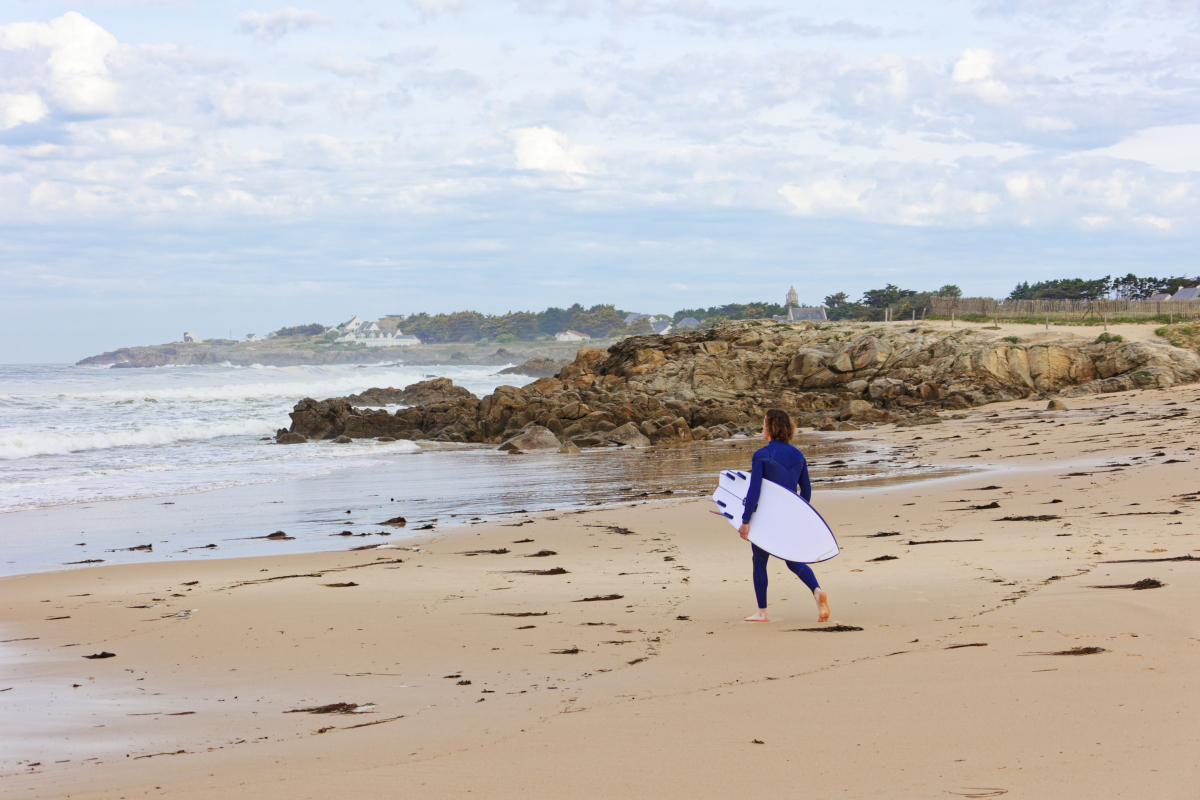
[764, 409, 795, 442]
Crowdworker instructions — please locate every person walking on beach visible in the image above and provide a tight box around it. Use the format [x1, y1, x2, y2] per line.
[738, 408, 831, 623]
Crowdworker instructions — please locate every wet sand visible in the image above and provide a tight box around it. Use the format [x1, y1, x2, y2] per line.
[0, 434, 956, 578]
[2, 385, 1199, 798]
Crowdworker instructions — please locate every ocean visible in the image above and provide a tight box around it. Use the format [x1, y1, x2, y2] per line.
[0, 362, 957, 576]
[0, 362, 522, 514]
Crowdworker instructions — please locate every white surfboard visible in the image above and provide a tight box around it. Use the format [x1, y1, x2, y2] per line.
[711, 469, 840, 563]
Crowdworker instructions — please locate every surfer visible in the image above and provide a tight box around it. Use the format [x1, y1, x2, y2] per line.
[738, 409, 831, 623]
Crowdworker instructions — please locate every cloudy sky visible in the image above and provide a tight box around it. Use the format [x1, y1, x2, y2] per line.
[2, 0, 1199, 362]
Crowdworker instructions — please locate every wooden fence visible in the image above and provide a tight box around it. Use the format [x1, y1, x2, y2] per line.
[928, 296, 1200, 322]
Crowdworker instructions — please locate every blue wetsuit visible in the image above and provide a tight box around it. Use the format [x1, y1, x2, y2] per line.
[742, 439, 820, 609]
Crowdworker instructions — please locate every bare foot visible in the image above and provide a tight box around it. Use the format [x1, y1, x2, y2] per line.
[744, 610, 769, 622]
[816, 590, 831, 623]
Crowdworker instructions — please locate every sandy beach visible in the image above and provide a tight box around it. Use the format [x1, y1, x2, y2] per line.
[3, 383, 1199, 799]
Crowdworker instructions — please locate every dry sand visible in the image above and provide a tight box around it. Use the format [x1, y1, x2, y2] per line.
[2, 384, 1199, 799]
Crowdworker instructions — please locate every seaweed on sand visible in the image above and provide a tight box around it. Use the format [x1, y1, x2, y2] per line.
[1089, 578, 1164, 590]
[285, 702, 372, 714]
[786, 625, 863, 632]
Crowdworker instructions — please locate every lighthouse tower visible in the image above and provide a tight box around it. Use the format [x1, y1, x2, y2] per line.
[785, 286, 799, 308]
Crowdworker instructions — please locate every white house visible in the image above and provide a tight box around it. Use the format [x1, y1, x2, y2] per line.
[555, 330, 591, 342]
[183, 332, 199, 343]
[676, 317, 701, 328]
[651, 320, 673, 335]
[336, 327, 423, 347]
[338, 315, 367, 332]
[243, 333, 263, 342]
[1170, 287, 1200, 301]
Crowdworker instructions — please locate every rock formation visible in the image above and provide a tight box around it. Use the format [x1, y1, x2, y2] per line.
[499, 357, 573, 378]
[498, 425, 563, 452]
[278, 321, 1200, 448]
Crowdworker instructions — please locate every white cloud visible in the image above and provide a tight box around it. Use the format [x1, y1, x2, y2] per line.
[1136, 214, 1172, 230]
[309, 56, 382, 80]
[97, 120, 193, 152]
[1005, 173, 1043, 199]
[779, 179, 873, 216]
[1026, 115, 1074, 131]
[1089, 124, 1200, 173]
[237, 8, 334, 43]
[406, 0, 470, 20]
[406, 69, 486, 98]
[0, 12, 119, 114]
[952, 48, 996, 83]
[0, 92, 48, 129]
[208, 80, 315, 125]
[380, 47, 437, 66]
[950, 47, 1010, 104]
[511, 126, 592, 173]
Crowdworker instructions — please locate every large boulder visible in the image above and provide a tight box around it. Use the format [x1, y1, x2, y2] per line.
[602, 422, 652, 448]
[558, 348, 607, 381]
[396, 377, 479, 407]
[642, 416, 693, 445]
[287, 397, 350, 440]
[498, 425, 561, 452]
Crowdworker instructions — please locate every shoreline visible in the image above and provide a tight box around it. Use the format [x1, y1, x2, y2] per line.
[2, 385, 1198, 798]
[0, 433, 960, 579]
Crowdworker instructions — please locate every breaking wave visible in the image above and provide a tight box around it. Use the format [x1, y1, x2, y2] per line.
[0, 420, 276, 460]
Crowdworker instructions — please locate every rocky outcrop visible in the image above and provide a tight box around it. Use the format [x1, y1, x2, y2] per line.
[499, 357, 573, 378]
[280, 322, 1200, 448]
[345, 377, 477, 407]
[277, 378, 484, 444]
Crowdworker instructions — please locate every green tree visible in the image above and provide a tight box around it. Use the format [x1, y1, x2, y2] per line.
[861, 284, 917, 308]
[274, 323, 326, 337]
[624, 317, 654, 336]
[935, 284, 962, 298]
[823, 292, 849, 308]
[1009, 277, 1112, 301]
[537, 306, 574, 335]
[481, 311, 538, 340]
[570, 304, 626, 338]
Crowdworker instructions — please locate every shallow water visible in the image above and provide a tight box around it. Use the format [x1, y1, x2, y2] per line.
[0, 434, 963, 577]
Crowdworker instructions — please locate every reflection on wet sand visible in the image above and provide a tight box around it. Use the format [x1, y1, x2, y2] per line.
[434, 433, 969, 515]
[0, 434, 967, 577]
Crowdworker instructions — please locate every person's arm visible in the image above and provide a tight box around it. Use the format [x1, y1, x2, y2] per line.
[798, 457, 812, 503]
[741, 450, 766, 524]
